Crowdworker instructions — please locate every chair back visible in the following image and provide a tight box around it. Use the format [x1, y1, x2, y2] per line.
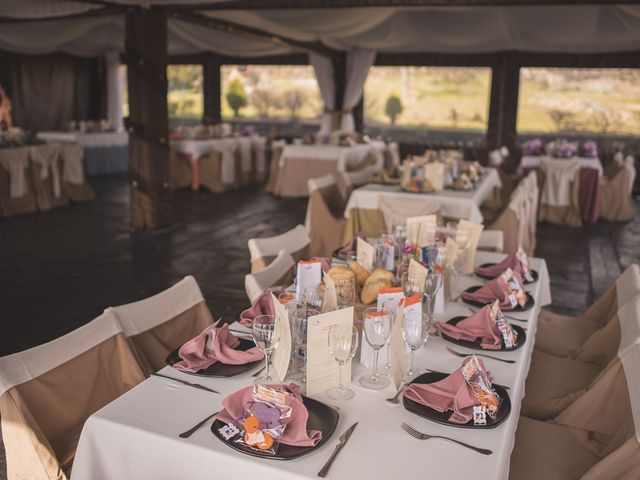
[248, 224, 310, 273]
[306, 175, 347, 257]
[108, 276, 214, 373]
[0, 311, 145, 480]
[245, 250, 295, 303]
[30, 144, 67, 210]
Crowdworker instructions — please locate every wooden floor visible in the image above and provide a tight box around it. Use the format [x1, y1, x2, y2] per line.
[0, 174, 638, 477]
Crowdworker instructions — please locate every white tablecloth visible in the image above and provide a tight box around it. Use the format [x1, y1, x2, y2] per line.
[37, 131, 129, 148]
[281, 143, 386, 172]
[344, 168, 501, 224]
[520, 155, 602, 176]
[72, 251, 550, 480]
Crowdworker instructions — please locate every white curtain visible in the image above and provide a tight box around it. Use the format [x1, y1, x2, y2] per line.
[105, 51, 123, 132]
[309, 52, 335, 136]
[340, 48, 376, 132]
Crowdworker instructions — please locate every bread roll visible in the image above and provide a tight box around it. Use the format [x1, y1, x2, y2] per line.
[349, 261, 370, 286]
[326, 266, 355, 284]
[360, 268, 394, 304]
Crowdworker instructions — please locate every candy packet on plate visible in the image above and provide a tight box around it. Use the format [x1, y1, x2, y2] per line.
[461, 355, 501, 420]
[218, 384, 293, 455]
[490, 300, 518, 348]
[516, 247, 534, 283]
[500, 268, 527, 308]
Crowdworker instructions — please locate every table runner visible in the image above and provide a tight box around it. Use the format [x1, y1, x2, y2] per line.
[72, 251, 550, 480]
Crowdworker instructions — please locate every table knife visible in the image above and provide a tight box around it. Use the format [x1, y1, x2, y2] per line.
[317, 422, 358, 478]
[150, 372, 219, 394]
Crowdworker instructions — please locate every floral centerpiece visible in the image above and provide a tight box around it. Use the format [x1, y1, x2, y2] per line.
[545, 139, 578, 158]
[580, 140, 598, 158]
[522, 138, 543, 156]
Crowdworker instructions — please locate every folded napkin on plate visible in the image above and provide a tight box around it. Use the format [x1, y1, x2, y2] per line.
[474, 250, 531, 280]
[217, 383, 322, 447]
[434, 304, 502, 349]
[462, 269, 525, 311]
[240, 287, 285, 327]
[404, 357, 494, 424]
[337, 232, 366, 259]
[173, 324, 263, 373]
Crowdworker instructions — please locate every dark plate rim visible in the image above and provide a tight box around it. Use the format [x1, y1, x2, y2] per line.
[474, 263, 539, 284]
[165, 337, 262, 378]
[461, 285, 535, 312]
[403, 371, 511, 429]
[440, 316, 526, 352]
[211, 396, 339, 460]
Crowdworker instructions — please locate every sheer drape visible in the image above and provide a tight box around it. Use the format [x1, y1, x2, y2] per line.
[105, 51, 123, 132]
[341, 48, 376, 132]
[309, 52, 335, 136]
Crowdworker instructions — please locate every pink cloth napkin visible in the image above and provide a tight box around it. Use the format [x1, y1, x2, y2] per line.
[434, 305, 502, 349]
[239, 287, 285, 327]
[403, 358, 493, 424]
[173, 324, 264, 373]
[217, 383, 323, 447]
[474, 252, 527, 279]
[462, 272, 524, 311]
[337, 232, 366, 259]
[311, 257, 331, 273]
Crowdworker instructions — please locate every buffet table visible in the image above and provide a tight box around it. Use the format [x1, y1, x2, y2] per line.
[342, 168, 501, 240]
[37, 131, 129, 176]
[72, 251, 550, 480]
[273, 143, 387, 198]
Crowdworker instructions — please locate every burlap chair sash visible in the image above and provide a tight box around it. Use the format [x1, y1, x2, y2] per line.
[0, 147, 30, 198]
[265, 140, 285, 193]
[249, 225, 310, 274]
[169, 150, 193, 190]
[199, 150, 226, 192]
[306, 177, 347, 257]
[30, 144, 69, 211]
[0, 311, 146, 480]
[60, 145, 95, 203]
[599, 161, 636, 222]
[108, 275, 214, 374]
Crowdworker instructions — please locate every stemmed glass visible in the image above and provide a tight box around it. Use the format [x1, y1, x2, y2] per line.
[401, 272, 424, 298]
[303, 286, 324, 311]
[251, 315, 280, 385]
[402, 313, 431, 380]
[393, 224, 407, 252]
[279, 294, 304, 376]
[451, 230, 470, 300]
[424, 269, 443, 317]
[335, 280, 356, 309]
[327, 325, 359, 400]
[360, 307, 392, 389]
[290, 307, 320, 383]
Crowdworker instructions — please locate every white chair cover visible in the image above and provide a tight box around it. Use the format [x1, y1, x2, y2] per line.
[0, 147, 29, 198]
[247, 224, 310, 264]
[252, 136, 267, 179]
[540, 158, 579, 207]
[60, 144, 85, 185]
[212, 139, 237, 184]
[30, 144, 62, 198]
[237, 137, 253, 174]
[245, 250, 295, 303]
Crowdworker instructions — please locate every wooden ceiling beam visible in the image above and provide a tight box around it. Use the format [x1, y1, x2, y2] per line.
[169, 10, 339, 58]
[0, 5, 124, 24]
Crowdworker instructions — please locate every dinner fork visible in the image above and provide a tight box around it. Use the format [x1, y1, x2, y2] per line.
[446, 346, 516, 364]
[386, 383, 407, 404]
[401, 422, 493, 455]
[179, 410, 220, 438]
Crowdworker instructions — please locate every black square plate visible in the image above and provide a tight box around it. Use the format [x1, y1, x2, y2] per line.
[461, 285, 534, 312]
[475, 263, 539, 284]
[440, 316, 526, 352]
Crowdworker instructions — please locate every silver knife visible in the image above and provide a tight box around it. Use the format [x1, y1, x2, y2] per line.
[317, 422, 358, 478]
[150, 372, 220, 394]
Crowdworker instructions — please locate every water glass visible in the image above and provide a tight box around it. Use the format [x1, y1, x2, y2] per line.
[251, 315, 280, 385]
[335, 280, 356, 309]
[359, 307, 392, 389]
[401, 272, 424, 298]
[303, 286, 324, 311]
[327, 325, 359, 400]
[290, 307, 320, 382]
[402, 313, 431, 380]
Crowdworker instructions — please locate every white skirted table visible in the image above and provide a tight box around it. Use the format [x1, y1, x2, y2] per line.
[72, 251, 550, 480]
[273, 143, 387, 198]
[37, 131, 129, 176]
[519, 155, 602, 176]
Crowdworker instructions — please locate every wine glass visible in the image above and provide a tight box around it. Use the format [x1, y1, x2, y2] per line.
[402, 313, 431, 380]
[401, 272, 424, 298]
[290, 307, 320, 383]
[451, 230, 470, 299]
[278, 294, 304, 375]
[303, 286, 324, 311]
[327, 325, 359, 400]
[335, 280, 356, 309]
[251, 315, 280, 385]
[359, 307, 392, 389]
[424, 269, 443, 317]
[393, 224, 407, 252]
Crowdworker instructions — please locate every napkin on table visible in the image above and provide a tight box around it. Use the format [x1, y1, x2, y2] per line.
[217, 383, 322, 447]
[461, 272, 523, 311]
[434, 304, 502, 350]
[173, 324, 264, 373]
[474, 252, 526, 279]
[337, 232, 366, 259]
[240, 287, 285, 327]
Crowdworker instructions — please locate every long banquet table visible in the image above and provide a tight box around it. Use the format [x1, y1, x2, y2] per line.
[519, 155, 603, 176]
[72, 251, 550, 480]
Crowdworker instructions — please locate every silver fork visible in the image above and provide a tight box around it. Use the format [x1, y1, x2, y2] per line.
[179, 410, 220, 438]
[401, 422, 493, 455]
[386, 383, 407, 404]
[446, 346, 516, 364]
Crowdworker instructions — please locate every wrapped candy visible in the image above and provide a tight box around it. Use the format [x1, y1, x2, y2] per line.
[461, 356, 501, 419]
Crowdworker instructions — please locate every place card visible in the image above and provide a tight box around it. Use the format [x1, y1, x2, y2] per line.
[269, 293, 291, 383]
[322, 274, 338, 313]
[306, 307, 354, 396]
[389, 308, 407, 389]
[357, 237, 375, 272]
[295, 260, 323, 298]
[457, 220, 484, 275]
[424, 162, 445, 191]
[406, 215, 436, 247]
[408, 258, 428, 286]
[360, 287, 405, 367]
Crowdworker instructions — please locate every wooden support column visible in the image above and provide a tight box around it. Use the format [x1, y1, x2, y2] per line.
[487, 52, 520, 151]
[125, 10, 172, 230]
[203, 53, 221, 124]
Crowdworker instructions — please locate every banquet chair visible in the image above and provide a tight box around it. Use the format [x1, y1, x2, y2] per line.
[265, 139, 286, 193]
[511, 344, 638, 480]
[30, 144, 69, 211]
[245, 249, 295, 303]
[0, 146, 37, 217]
[252, 136, 267, 183]
[237, 136, 254, 187]
[199, 150, 226, 192]
[108, 276, 214, 374]
[248, 224, 310, 274]
[476, 230, 504, 253]
[169, 149, 195, 190]
[60, 144, 95, 203]
[537, 158, 582, 227]
[0, 310, 146, 480]
[306, 175, 347, 257]
[535, 264, 640, 357]
[523, 288, 640, 420]
[599, 155, 636, 222]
